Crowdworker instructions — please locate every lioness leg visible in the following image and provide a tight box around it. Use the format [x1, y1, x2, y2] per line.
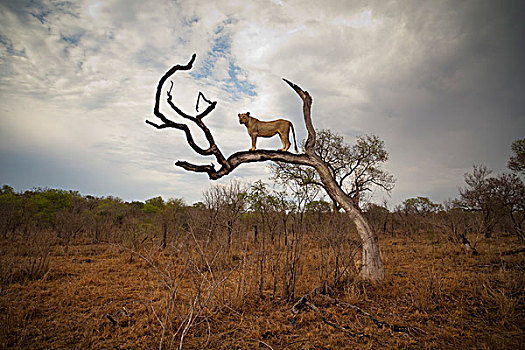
[278, 124, 291, 151]
[250, 134, 257, 151]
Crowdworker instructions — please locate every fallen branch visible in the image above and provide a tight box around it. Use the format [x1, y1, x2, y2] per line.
[292, 293, 367, 338]
[291, 285, 328, 314]
[502, 247, 525, 256]
[106, 307, 132, 327]
[106, 313, 117, 326]
[318, 293, 414, 334]
[292, 286, 423, 337]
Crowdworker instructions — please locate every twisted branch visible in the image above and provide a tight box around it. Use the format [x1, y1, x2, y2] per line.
[146, 53, 318, 180]
[145, 53, 226, 165]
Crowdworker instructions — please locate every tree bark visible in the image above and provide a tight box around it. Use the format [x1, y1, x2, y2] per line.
[147, 54, 385, 280]
[312, 158, 384, 280]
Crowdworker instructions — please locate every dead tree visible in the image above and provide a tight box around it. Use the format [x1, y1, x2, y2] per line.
[146, 53, 384, 281]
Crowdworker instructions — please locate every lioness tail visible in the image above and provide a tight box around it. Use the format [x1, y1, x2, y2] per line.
[290, 122, 298, 153]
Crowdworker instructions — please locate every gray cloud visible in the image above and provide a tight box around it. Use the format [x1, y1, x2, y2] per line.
[0, 0, 524, 206]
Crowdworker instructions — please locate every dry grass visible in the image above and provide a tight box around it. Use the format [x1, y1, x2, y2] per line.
[0, 233, 524, 349]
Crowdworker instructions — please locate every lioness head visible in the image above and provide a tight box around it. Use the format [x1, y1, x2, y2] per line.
[238, 112, 250, 125]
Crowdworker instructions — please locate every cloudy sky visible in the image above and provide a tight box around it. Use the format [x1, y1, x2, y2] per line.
[1, 0, 524, 206]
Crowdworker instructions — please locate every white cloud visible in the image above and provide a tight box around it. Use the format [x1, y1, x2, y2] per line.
[332, 9, 376, 29]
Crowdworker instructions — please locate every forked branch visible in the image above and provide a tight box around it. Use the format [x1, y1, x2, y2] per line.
[146, 53, 317, 180]
[196, 91, 213, 112]
[145, 53, 226, 165]
[282, 78, 315, 153]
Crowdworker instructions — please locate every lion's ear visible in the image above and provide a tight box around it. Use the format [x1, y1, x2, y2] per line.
[247, 111, 250, 116]
[238, 113, 241, 117]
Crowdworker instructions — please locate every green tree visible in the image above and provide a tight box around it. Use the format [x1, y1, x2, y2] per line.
[130, 201, 145, 210]
[0, 185, 22, 237]
[191, 201, 206, 209]
[403, 197, 443, 216]
[143, 196, 165, 214]
[26, 188, 73, 226]
[305, 199, 332, 214]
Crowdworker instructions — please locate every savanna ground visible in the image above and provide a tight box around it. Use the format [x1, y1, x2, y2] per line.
[1, 231, 523, 349]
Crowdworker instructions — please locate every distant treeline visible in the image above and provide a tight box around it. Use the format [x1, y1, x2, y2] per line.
[1, 165, 523, 248]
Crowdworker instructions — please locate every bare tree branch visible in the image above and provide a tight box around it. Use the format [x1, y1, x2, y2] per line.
[282, 78, 315, 153]
[145, 53, 227, 167]
[176, 150, 312, 180]
[196, 91, 213, 113]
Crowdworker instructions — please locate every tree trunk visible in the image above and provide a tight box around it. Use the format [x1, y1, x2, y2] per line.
[312, 155, 384, 280]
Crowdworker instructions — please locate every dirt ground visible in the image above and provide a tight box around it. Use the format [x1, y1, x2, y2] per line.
[1, 235, 524, 349]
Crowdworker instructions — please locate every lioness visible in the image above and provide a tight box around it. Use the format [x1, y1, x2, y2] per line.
[238, 112, 298, 152]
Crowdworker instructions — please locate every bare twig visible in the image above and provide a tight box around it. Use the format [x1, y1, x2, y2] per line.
[247, 339, 274, 350]
[167, 81, 174, 96]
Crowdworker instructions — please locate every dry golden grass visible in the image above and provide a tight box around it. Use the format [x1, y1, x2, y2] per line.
[1, 233, 523, 349]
